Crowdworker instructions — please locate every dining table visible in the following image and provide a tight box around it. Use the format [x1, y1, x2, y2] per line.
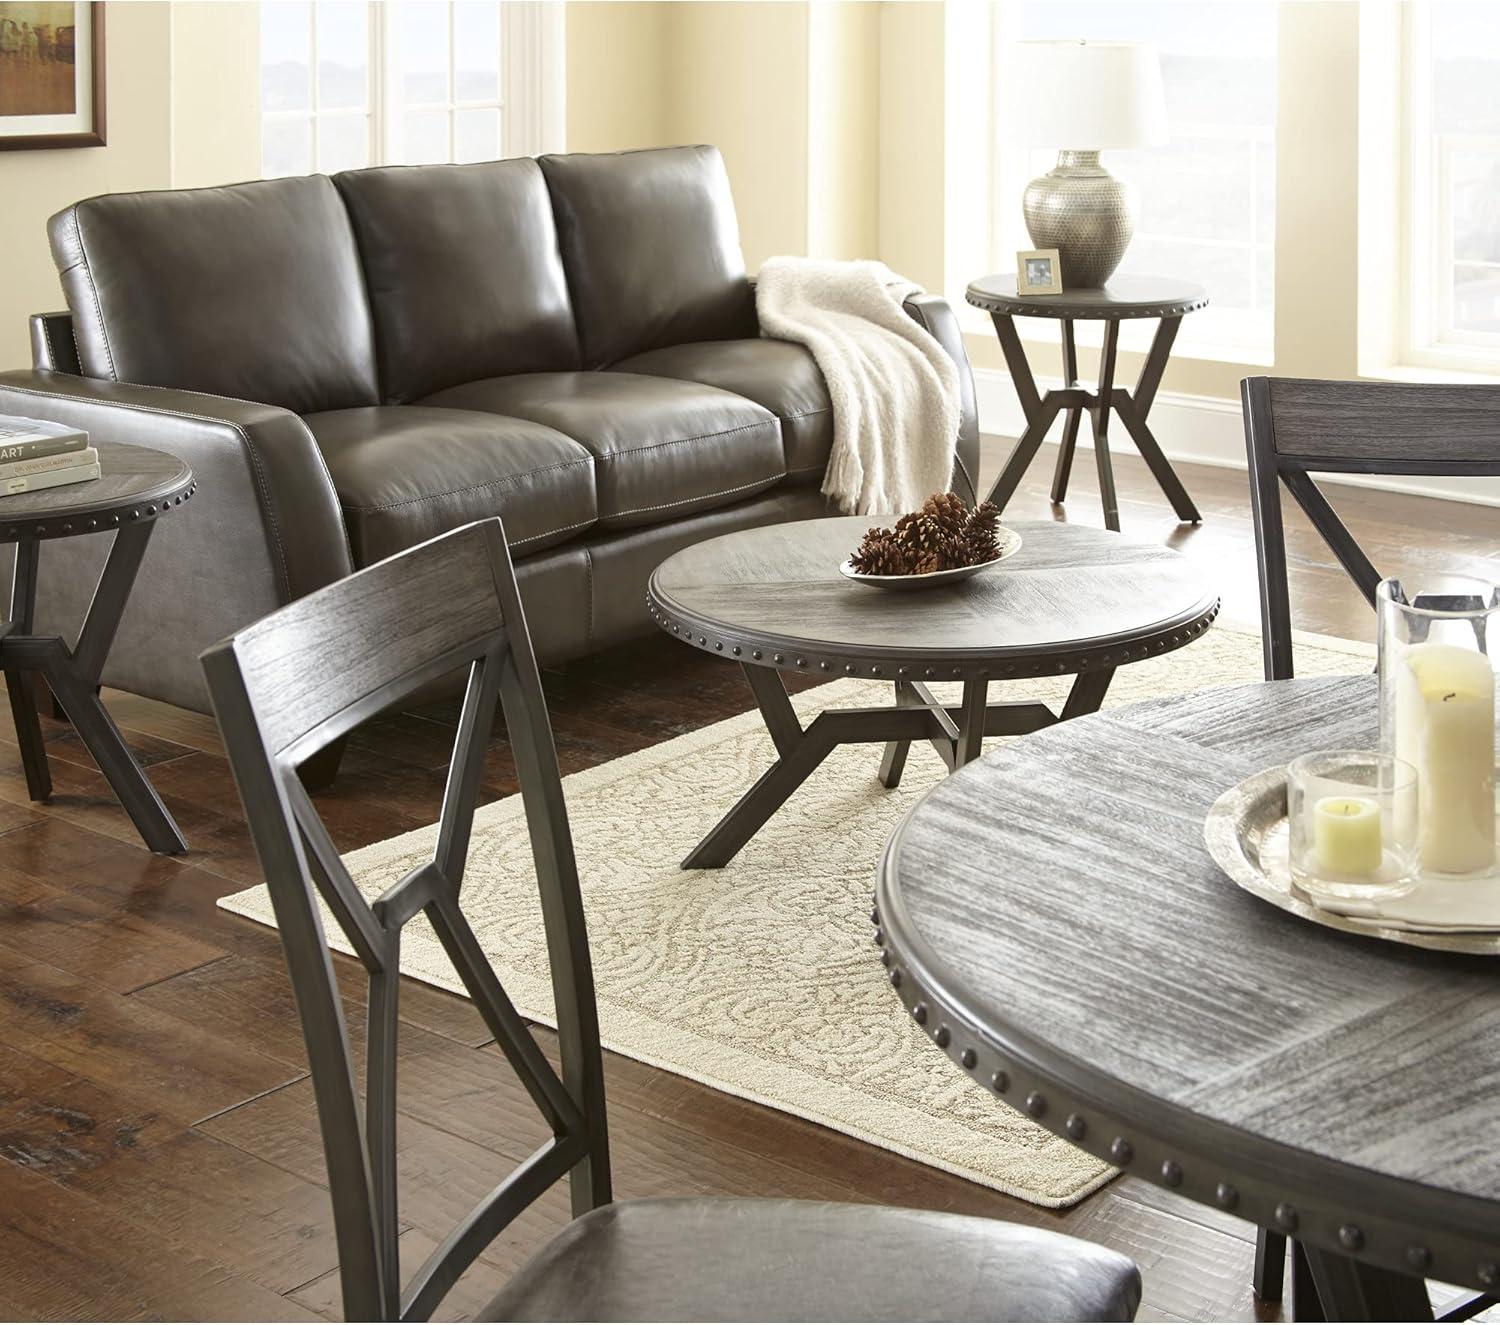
[875, 673, 1500, 1321]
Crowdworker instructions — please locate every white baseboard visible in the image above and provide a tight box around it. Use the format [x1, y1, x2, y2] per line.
[972, 367, 1500, 509]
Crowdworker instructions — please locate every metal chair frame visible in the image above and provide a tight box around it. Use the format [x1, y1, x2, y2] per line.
[201, 519, 610, 1321]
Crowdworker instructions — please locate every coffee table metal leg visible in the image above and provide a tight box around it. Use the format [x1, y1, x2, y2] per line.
[4, 543, 51, 802]
[683, 721, 838, 870]
[878, 679, 923, 789]
[955, 679, 988, 768]
[1060, 666, 1115, 720]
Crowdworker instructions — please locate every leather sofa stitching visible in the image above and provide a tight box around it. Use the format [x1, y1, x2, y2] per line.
[0, 380, 294, 601]
[779, 407, 832, 421]
[783, 463, 827, 477]
[609, 472, 782, 520]
[509, 517, 597, 550]
[343, 456, 596, 513]
[71, 209, 119, 382]
[595, 417, 777, 463]
[39, 318, 60, 368]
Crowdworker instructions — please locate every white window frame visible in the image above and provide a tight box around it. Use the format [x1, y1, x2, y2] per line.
[261, 1, 563, 178]
[1401, 2, 1500, 371]
[986, 2, 1277, 365]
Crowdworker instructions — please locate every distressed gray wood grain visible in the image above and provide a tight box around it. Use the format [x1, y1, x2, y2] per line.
[0, 442, 193, 537]
[1265, 379, 1500, 465]
[880, 675, 1500, 1289]
[652, 518, 1216, 664]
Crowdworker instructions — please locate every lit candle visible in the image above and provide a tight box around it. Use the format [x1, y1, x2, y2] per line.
[1313, 795, 1382, 877]
[1393, 642, 1496, 875]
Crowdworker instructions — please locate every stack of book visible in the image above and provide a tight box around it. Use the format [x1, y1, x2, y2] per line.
[0, 416, 101, 495]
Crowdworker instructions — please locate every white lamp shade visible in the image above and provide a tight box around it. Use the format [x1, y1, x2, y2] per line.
[1009, 41, 1168, 150]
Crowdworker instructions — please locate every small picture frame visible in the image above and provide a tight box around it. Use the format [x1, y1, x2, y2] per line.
[1017, 249, 1063, 296]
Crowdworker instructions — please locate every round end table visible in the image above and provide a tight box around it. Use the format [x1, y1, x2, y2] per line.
[648, 515, 1218, 868]
[0, 441, 196, 854]
[966, 273, 1208, 532]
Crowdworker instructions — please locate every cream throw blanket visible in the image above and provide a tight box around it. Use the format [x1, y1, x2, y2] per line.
[756, 256, 961, 516]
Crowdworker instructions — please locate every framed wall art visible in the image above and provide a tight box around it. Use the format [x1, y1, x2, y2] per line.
[0, 1, 105, 149]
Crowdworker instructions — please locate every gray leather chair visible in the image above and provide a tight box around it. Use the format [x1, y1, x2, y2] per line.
[201, 517, 1141, 1323]
[1, 145, 979, 739]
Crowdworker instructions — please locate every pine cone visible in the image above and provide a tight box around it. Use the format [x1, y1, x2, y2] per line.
[921, 491, 970, 540]
[850, 527, 910, 575]
[960, 500, 1002, 564]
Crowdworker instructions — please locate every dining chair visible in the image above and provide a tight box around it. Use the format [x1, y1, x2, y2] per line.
[1241, 376, 1500, 1312]
[1242, 375, 1500, 681]
[200, 518, 1142, 1323]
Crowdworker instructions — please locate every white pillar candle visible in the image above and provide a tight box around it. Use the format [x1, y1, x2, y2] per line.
[1393, 642, 1496, 875]
[1313, 796, 1382, 877]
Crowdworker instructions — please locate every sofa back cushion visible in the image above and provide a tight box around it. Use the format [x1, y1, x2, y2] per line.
[48, 175, 379, 415]
[334, 159, 581, 403]
[538, 145, 758, 369]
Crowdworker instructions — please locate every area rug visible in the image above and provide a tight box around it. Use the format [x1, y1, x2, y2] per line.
[220, 622, 1374, 1208]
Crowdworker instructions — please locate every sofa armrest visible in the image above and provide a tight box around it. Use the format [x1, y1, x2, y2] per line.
[901, 293, 981, 504]
[0, 369, 353, 712]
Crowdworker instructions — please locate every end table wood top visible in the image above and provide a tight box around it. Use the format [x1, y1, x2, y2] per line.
[0, 441, 196, 542]
[966, 273, 1209, 320]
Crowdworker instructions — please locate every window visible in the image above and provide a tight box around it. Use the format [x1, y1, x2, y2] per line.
[1405, 1, 1500, 366]
[992, 1, 1278, 359]
[260, 1, 559, 178]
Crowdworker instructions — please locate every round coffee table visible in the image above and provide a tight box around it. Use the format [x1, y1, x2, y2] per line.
[0, 441, 196, 854]
[648, 515, 1218, 868]
[966, 273, 1208, 531]
[876, 676, 1500, 1320]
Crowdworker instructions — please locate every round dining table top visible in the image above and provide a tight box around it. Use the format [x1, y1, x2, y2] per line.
[876, 674, 1500, 1294]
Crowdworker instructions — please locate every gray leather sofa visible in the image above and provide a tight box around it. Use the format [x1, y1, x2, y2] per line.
[0, 145, 978, 724]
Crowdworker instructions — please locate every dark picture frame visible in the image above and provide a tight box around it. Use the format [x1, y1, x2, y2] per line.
[0, 1, 106, 150]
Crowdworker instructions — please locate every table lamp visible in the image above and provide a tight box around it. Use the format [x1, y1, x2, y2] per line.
[1011, 40, 1168, 289]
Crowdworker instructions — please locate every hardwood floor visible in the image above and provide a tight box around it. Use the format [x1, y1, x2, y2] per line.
[0, 438, 1493, 1321]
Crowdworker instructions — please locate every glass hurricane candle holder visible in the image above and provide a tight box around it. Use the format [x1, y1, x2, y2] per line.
[1378, 576, 1499, 879]
[1287, 751, 1419, 902]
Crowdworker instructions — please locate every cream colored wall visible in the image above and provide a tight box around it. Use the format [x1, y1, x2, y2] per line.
[170, 2, 261, 190]
[565, 2, 673, 153]
[807, 0, 879, 260]
[667, 2, 812, 266]
[0, 2, 173, 367]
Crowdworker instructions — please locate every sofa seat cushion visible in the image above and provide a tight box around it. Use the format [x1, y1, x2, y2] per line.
[612, 339, 833, 485]
[420, 372, 785, 529]
[303, 406, 597, 567]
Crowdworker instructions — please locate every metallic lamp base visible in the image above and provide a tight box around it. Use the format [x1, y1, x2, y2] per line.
[1023, 150, 1135, 290]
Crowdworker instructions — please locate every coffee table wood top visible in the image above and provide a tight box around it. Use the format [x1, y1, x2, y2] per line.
[648, 517, 1219, 681]
[966, 273, 1209, 320]
[877, 674, 1500, 1292]
[0, 441, 195, 542]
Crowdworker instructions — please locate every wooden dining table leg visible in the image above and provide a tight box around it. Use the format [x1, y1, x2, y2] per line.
[1299, 1245, 1433, 1322]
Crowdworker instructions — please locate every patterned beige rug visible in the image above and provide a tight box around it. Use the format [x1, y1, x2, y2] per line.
[221, 622, 1373, 1208]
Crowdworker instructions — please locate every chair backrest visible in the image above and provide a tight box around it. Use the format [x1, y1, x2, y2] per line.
[1241, 376, 1500, 679]
[200, 519, 610, 1322]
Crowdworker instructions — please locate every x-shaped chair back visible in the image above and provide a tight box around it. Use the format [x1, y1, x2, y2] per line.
[1242, 376, 1500, 680]
[201, 519, 610, 1321]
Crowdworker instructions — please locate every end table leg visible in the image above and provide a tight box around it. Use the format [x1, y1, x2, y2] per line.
[1254, 1229, 1287, 1304]
[5, 541, 50, 801]
[878, 679, 924, 789]
[5, 668, 51, 802]
[50, 674, 186, 854]
[1092, 322, 1122, 531]
[1052, 319, 1082, 504]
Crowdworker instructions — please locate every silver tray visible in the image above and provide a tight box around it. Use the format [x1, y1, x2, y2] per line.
[838, 527, 1022, 590]
[1204, 766, 1500, 956]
